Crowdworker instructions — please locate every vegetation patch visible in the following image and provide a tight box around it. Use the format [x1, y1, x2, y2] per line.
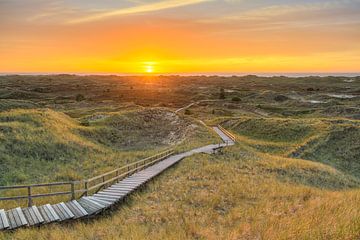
[227, 117, 315, 143]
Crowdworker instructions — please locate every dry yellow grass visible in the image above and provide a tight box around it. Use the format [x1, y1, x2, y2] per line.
[2, 141, 360, 239]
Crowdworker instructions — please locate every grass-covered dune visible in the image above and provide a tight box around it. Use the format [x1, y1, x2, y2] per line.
[0, 108, 216, 186]
[1, 75, 360, 239]
[3, 143, 360, 239]
[222, 117, 360, 180]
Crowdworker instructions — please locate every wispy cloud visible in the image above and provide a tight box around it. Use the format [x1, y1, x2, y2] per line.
[197, 0, 360, 32]
[231, 0, 358, 20]
[67, 0, 211, 24]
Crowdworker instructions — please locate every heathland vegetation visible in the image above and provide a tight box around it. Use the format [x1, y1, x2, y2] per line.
[0, 74, 359, 239]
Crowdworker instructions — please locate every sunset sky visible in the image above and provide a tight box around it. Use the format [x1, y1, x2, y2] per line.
[1, 0, 359, 74]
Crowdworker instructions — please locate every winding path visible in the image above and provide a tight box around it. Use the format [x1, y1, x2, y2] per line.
[175, 100, 222, 113]
[0, 126, 235, 231]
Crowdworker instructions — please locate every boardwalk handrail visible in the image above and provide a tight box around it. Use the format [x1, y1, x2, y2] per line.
[218, 125, 236, 142]
[0, 149, 174, 207]
[83, 149, 174, 195]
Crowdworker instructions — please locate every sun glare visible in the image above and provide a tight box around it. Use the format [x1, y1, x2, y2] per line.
[145, 65, 154, 73]
[143, 62, 157, 74]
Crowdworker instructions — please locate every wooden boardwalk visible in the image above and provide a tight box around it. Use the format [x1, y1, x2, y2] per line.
[0, 126, 235, 231]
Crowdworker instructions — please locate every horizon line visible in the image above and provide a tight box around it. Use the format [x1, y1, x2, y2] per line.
[0, 72, 359, 78]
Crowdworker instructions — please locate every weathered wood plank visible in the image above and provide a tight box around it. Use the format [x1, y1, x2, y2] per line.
[102, 189, 129, 194]
[65, 202, 82, 219]
[38, 205, 51, 223]
[32, 206, 45, 224]
[22, 206, 44, 226]
[78, 198, 103, 215]
[86, 197, 113, 206]
[113, 184, 139, 189]
[93, 194, 121, 201]
[6, 210, 16, 229]
[52, 205, 66, 221]
[110, 186, 137, 191]
[11, 209, 21, 228]
[60, 202, 75, 219]
[22, 208, 35, 226]
[91, 195, 118, 203]
[46, 204, 60, 222]
[16, 208, 28, 226]
[27, 207, 37, 225]
[52, 203, 74, 221]
[0, 209, 10, 230]
[98, 191, 126, 197]
[82, 198, 108, 209]
[6, 208, 27, 229]
[71, 200, 88, 216]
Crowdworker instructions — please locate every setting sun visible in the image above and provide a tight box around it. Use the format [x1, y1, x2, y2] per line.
[145, 65, 154, 73]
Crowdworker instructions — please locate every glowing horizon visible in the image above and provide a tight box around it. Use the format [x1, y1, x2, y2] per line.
[1, 0, 360, 74]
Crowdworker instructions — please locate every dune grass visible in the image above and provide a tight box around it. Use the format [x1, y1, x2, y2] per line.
[0, 107, 218, 210]
[2, 141, 360, 239]
[1, 73, 360, 239]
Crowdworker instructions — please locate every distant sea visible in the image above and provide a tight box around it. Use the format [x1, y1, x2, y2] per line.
[0, 72, 359, 77]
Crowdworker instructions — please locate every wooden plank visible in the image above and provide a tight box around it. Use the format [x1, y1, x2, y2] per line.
[32, 206, 45, 224]
[52, 205, 66, 221]
[79, 202, 99, 215]
[127, 176, 152, 179]
[52, 203, 74, 221]
[112, 183, 139, 189]
[11, 209, 21, 228]
[102, 189, 129, 194]
[16, 208, 28, 226]
[45, 204, 60, 222]
[77, 200, 96, 215]
[6, 208, 27, 229]
[133, 172, 157, 176]
[78, 199, 102, 215]
[66, 201, 86, 219]
[26, 208, 37, 226]
[6, 210, 17, 229]
[22, 208, 35, 226]
[0, 209, 9, 230]
[101, 188, 129, 194]
[131, 174, 155, 178]
[87, 197, 113, 206]
[120, 180, 145, 185]
[0, 213, 3, 230]
[38, 205, 51, 223]
[64, 202, 84, 219]
[101, 191, 129, 198]
[91, 195, 118, 203]
[98, 191, 126, 197]
[113, 182, 139, 187]
[122, 178, 147, 181]
[55, 204, 67, 220]
[82, 197, 108, 209]
[71, 200, 88, 216]
[93, 194, 121, 201]
[60, 202, 75, 219]
[110, 186, 137, 191]
[22, 206, 44, 226]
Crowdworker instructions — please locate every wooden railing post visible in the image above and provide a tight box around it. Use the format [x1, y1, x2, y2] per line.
[102, 176, 106, 187]
[84, 181, 88, 196]
[71, 182, 75, 200]
[27, 186, 32, 207]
